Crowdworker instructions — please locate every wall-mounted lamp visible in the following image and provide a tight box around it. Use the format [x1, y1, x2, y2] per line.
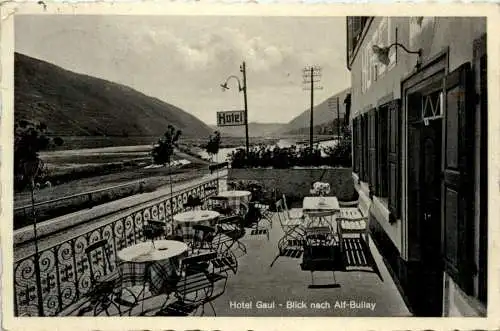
[372, 43, 422, 67]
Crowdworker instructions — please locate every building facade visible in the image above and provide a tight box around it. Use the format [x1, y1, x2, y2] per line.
[346, 17, 487, 316]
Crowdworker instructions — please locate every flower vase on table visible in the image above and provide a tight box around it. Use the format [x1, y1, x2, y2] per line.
[310, 182, 331, 202]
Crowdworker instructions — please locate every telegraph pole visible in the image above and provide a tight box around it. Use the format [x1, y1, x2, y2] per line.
[336, 96, 340, 140]
[302, 65, 322, 151]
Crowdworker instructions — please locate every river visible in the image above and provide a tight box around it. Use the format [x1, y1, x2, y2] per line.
[40, 138, 339, 166]
[196, 138, 339, 162]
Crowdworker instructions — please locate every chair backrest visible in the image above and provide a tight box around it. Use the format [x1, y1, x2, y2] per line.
[274, 199, 288, 228]
[305, 210, 337, 218]
[184, 195, 203, 209]
[144, 222, 164, 240]
[193, 224, 216, 233]
[244, 202, 261, 224]
[282, 194, 290, 212]
[85, 239, 112, 282]
[358, 197, 371, 217]
[182, 251, 218, 266]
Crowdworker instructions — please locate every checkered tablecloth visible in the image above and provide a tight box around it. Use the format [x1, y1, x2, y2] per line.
[173, 210, 219, 240]
[117, 241, 188, 296]
[216, 190, 252, 213]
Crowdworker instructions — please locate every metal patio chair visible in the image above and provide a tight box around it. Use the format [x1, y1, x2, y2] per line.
[337, 198, 371, 249]
[77, 240, 138, 316]
[156, 251, 227, 316]
[213, 214, 247, 257]
[282, 194, 304, 220]
[300, 230, 341, 288]
[269, 199, 306, 267]
[184, 195, 204, 211]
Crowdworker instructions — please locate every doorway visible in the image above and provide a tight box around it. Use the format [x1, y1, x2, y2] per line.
[417, 119, 443, 316]
[407, 92, 444, 316]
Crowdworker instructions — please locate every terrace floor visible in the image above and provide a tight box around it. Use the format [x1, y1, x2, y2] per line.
[73, 212, 411, 317]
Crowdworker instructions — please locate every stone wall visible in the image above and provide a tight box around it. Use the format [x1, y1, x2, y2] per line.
[228, 168, 357, 205]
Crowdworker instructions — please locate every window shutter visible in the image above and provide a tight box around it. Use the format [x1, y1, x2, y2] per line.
[442, 62, 475, 294]
[377, 105, 388, 197]
[387, 99, 401, 219]
[353, 118, 359, 173]
[357, 117, 363, 176]
[368, 109, 378, 195]
[473, 33, 487, 304]
[363, 113, 369, 182]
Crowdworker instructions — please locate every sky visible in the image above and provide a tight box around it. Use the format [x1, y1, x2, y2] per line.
[15, 15, 350, 125]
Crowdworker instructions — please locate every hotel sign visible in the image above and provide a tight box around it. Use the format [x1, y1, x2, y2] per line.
[217, 110, 246, 127]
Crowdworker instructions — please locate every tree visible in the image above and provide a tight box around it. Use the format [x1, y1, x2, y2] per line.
[152, 125, 182, 165]
[14, 119, 62, 191]
[205, 130, 221, 163]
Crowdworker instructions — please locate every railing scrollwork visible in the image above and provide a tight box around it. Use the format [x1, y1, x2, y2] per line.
[14, 178, 220, 316]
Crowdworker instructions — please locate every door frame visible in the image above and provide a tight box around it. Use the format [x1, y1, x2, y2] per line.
[401, 48, 449, 262]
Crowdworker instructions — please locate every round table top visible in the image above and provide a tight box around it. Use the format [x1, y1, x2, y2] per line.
[117, 240, 188, 263]
[217, 190, 252, 198]
[173, 210, 220, 223]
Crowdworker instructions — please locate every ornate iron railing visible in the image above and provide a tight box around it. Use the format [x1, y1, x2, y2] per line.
[13, 178, 219, 317]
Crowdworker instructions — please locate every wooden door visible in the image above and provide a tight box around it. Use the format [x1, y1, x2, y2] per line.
[419, 120, 444, 316]
[420, 121, 442, 262]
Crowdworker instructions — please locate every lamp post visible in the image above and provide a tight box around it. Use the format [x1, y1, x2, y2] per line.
[221, 62, 249, 155]
[372, 43, 422, 67]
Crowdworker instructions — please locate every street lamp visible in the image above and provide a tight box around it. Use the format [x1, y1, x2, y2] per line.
[221, 62, 249, 155]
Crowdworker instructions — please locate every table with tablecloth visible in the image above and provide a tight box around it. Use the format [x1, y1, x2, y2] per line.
[215, 190, 252, 214]
[172, 210, 220, 240]
[302, 196, 340, 231]
[117, 240, 188, 298]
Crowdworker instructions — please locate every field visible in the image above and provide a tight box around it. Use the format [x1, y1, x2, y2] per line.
[13, 134, 337, 229]
[14, 144, 212, 229]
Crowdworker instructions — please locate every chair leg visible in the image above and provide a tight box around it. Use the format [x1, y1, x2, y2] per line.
[310, 272, 314, 285]
[209, 301, 217, 316]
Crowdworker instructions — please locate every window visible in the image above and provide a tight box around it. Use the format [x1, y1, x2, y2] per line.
[378, 18, 388, 77]
[378, 17, 396, 76]
[347, 17, 371, 59]
[362, 17, 397, 93]
[362, 39, 374, 93]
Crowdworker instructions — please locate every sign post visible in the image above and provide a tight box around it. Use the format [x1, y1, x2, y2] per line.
[219, 61, 250, 155]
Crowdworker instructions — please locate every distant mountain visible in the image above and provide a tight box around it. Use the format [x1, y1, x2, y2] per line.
[209, 122, 286, 137]
[277, 87, 351, 135]
[285, 118, 345, 136]
[14, 52, 212, 139]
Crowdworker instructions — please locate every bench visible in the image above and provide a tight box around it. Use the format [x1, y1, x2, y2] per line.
[337, 197, 371, 248]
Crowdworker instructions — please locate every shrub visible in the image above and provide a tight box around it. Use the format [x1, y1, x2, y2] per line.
[228, 139, 352, 169]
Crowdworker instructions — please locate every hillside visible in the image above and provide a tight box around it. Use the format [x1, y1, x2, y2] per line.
[209, 122, 286, 137]
[277, 87, 350, 134]
[285, 118, 345, 136]
[14, 53, 212, 139]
